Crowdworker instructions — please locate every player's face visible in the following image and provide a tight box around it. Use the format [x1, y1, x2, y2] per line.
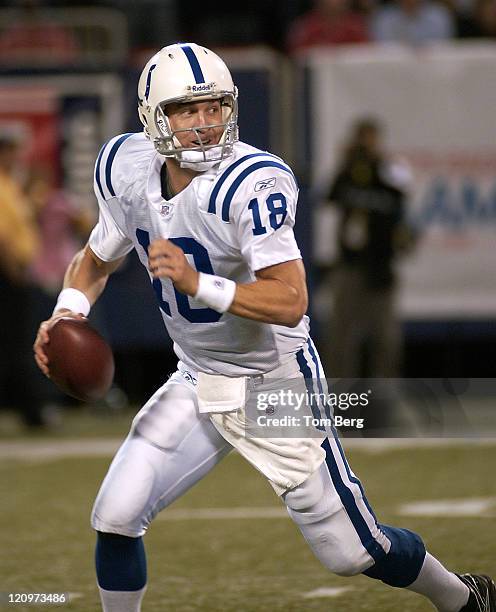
[166, 100, 224, 150]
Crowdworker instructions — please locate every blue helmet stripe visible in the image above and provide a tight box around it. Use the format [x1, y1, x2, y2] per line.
[208, 153, 274, 214]
[221, 160, 297, 222]
[105, 133, 133, 197]
[144, 63, 157, 101]
[180, 44, 205, 84]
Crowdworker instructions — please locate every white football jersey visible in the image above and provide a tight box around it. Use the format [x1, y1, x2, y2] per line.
[89, 133, 309, 376]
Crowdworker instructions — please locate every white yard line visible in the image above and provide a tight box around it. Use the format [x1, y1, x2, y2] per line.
[67, 592, 84, 602]
[156, 507, 288, 521]
[0, 437, 496, 461]
[398, 497, 496, 518]
[0, 439, 122, 461]
[302, 587, 353, 599]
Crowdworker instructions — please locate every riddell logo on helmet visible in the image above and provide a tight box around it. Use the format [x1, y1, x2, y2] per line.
[191, 83, 214, 93]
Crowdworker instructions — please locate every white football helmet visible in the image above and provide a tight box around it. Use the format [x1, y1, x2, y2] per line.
[137, 43, 238, 166]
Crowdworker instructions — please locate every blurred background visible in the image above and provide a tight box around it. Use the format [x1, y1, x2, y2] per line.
[0, 0, 495, 429]
[1, 5, 496, 611]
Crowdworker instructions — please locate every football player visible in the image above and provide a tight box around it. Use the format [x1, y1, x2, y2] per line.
[34, 43, 495, 612]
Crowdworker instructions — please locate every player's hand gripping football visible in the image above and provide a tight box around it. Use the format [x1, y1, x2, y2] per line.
[33, 310, 86, 377]
[148, 239, 199, 296]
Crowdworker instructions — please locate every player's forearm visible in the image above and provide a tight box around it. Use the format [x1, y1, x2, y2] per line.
[62, 246, 114, 306]
[229, 279, 307, 328]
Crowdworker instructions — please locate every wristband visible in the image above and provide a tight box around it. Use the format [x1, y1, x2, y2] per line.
[194, 273, 236, 313]
[53, 288, 91, 317]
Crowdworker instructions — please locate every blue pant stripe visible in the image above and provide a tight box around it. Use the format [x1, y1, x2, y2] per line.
[322, 437, 386, 563]
[296, 347, 324, 430]
[331, 427, 379, 522]
[306, 338, 332, 420]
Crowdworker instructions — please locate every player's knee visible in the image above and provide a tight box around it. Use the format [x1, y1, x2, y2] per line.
[332, 562, 366, 577]
[331, 554, 369, 577]
[289, 492, 378, 578]
[90, 456, 157, 536]
[91, 499, 149, 537]
[306, 526, 372, 576]
[90, 472, 153, 534]
[90, 505, 144, 536]
[310, 535, 371, 576]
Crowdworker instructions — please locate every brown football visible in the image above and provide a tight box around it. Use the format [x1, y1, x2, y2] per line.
[45, 317, 115, 402]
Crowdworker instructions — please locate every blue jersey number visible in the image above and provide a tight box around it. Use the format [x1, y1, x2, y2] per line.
[248, 192, 288, 235]
[136, 229, 221, 323]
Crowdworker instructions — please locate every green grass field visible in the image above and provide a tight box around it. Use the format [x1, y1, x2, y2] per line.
[1, 409, 495, 612]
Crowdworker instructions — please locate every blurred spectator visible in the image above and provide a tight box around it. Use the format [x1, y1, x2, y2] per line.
[0, 0, 80, 65]
[371, 0, 455, 44]
[320, 118, 416, 379]
[458, 0, 496, 37]
[0, 136, 38, 283]
[26, 167, 93, 296]
[0, 135, 46, 427]
[23, 167, 94, 415]
[286, 0, 369, 53]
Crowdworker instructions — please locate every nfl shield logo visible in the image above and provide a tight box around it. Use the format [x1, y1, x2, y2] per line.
[160, 203, 172, 217]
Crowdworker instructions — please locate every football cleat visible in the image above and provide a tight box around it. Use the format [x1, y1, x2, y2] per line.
[458, 573, 496, 612]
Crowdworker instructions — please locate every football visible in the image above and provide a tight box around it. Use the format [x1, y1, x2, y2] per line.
[45, 317, 115, 402]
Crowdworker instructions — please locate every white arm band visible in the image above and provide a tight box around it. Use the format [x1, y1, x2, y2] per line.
[53, 288, 91, 317]
[194, 273, 236, 313]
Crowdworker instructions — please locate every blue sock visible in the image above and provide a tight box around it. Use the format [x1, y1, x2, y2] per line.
[95, 532, 147, 591]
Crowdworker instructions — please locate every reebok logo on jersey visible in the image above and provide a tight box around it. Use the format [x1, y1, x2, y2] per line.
[254, 177, 276, 192]
[182, 370, 197, 386]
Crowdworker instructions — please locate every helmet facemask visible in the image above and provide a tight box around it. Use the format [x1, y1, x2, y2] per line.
[152, 92, 238, 167]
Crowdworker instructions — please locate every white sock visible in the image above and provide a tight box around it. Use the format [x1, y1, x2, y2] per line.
[98, 586, 146, 612]
[407, 553, 469, 612]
